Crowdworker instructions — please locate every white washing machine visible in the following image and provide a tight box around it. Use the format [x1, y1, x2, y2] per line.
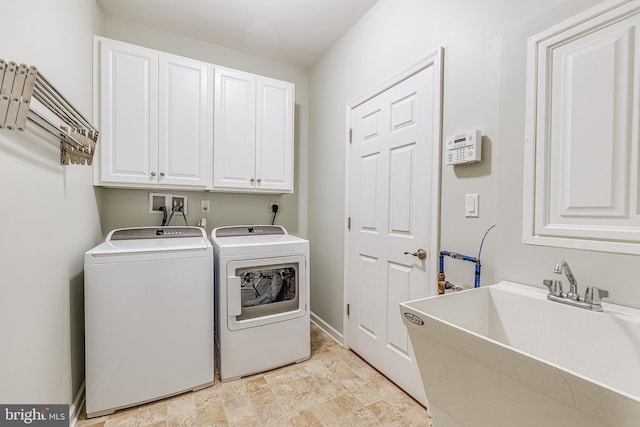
[84, 226, 214, 418]
[211, 225, 310, 381]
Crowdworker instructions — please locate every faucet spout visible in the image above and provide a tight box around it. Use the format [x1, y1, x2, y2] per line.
[554, 260, 578, 300]
[544, 261, 606, 311]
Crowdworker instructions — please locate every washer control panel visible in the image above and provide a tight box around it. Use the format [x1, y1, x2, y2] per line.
[108, 227, 205, 240]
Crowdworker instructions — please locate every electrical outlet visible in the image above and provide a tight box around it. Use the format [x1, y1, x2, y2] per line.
[200, 200, 211, 213]
[269, 201, 280, 213]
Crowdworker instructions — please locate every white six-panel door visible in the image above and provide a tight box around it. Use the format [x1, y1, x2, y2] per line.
[347, 51, 442, 406]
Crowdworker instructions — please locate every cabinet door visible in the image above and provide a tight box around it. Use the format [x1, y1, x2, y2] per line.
[213, 68, 257, 190]
[98, 39, 158, 185]
[255, 77, 294, 192]
[159, 54, 212, 188]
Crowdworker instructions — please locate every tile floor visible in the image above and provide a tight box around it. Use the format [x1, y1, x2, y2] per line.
[76, 323, 429, 426]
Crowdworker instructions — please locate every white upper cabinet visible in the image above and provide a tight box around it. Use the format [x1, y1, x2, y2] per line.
[214, 67, 294, 193]
[95, 37, 212, 189]
[158, 53, 212, 188]
[523, 1, 640, 254]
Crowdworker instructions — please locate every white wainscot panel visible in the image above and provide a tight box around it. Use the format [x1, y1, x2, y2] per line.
[523, 1, 640, 254]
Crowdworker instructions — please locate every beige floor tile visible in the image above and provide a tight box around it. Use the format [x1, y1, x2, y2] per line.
[332, 393, 364, 416]
[136, 400, 167, 427]
[252, 401, 284, 425]
[196, 401, 226, 425]
[287, 409, 323, 427]
[77, 324, 429, 427]
[222, 396, 254, 422]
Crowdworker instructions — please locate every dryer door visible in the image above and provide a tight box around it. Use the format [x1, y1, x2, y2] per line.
[226, 254, 306, 331]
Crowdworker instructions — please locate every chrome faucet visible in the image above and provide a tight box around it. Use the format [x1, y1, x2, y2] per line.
[553, 260, 578, 300]
[543, 260, 609, 312]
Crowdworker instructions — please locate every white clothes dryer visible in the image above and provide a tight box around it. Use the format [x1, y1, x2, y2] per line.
[211, 225, 310, 381]
[84, 226, 214, 418]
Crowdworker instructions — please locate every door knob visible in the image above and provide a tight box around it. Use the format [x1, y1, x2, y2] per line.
[404, 248, 427, 260]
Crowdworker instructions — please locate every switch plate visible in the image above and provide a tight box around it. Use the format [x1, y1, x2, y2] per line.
[201, 200, 211, 213]
[465, 194, 479, 218]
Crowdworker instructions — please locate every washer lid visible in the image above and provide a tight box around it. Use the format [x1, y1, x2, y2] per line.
[88, 227, 211, 256]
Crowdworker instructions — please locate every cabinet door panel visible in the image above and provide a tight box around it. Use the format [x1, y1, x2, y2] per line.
[213, 68, 256, 190]
[99, 40, 158, 184]
[255, 78, 294, 192]
[159, 54, 212, 188]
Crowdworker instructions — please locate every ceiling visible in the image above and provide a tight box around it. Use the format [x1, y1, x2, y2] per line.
[96, 0, 380, 68]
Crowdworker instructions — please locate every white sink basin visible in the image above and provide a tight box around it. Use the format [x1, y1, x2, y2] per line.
[400, 281, 640, 427]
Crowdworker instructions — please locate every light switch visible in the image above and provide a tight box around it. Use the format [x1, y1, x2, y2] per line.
[465, 194, 479, 218]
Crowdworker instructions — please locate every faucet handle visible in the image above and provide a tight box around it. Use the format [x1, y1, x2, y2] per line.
[543, 279, 563, 297]
[584, 286, 609, 305]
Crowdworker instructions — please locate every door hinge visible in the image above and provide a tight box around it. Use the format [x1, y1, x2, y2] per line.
[347, 216, 351, 230]
[349, 128, 352, 144]
[347, 303, 350, 317]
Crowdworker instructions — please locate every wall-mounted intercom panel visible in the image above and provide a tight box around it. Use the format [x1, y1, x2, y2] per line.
[445, 130, 482, 165]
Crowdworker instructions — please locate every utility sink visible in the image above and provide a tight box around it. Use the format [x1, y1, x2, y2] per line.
[400, 281, 640, 427]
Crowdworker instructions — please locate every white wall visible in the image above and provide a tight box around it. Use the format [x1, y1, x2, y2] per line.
[95, 15, 309, 238]
[0, 0, 102, 404]
[308, 0, 616, 334]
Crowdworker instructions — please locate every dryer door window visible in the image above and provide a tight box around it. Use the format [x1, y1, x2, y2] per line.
[237, 263, 299, 320]
[226, 254, 307, 331]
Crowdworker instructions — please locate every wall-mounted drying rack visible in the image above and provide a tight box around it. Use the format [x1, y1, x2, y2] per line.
[0, 59, 99, 165]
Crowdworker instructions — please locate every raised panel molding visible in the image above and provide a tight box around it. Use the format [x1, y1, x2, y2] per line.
[390, 93, 416, 131]
[359, 152, 380, 232]
[357, 254, 378, 337]
[523, 0, 640, 254]
[389, 143, 415, 236]
[386, 261, 412, 358]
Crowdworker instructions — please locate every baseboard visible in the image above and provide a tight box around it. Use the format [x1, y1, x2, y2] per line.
[310, 311, 344, 346]
[69, 381, 85, 427]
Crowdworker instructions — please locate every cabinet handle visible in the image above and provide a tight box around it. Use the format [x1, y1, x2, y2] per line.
[250, 178, 255, 183]
[257, 178, 262, 183]
[160, 172, 165, 177]
[150, 171, 156, 177]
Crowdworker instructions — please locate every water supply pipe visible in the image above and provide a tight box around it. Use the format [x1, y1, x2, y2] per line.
[437, 225, 496, 294]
